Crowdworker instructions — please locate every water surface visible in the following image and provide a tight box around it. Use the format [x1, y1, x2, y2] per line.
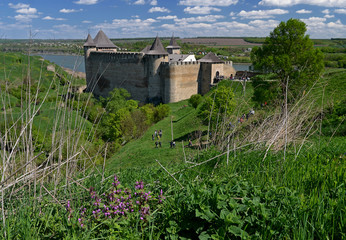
[39, 54, 85, 72]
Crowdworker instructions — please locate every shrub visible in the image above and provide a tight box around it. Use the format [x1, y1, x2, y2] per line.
[188, 94, 202, 109]
[153, 104, 170, 123]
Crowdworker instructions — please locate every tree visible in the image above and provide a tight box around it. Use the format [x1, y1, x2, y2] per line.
[251, 19, 324, 103]
[100, 88, 131, 113]
[198, 85, 236, 125]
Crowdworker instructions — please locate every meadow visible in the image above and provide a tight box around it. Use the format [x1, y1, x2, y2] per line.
[0, 39, 345, 239]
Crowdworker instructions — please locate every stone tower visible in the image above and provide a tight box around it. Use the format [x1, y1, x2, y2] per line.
[144, 36, 168, 103]
[83, 34, 96, 91]
[166, 35, 181, 54]
[198, 52, 225, 95]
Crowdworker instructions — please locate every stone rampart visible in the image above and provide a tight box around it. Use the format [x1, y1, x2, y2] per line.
[86, 51, 148, 102]
[161, 62, 200, 103]
[85, 49, 236, 104]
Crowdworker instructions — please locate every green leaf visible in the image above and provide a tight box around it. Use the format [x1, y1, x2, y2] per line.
[199, 231, 211, 240]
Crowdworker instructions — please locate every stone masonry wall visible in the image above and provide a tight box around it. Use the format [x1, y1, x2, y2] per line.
[161, 62, 200, 103]
[87, 51, 148, 102]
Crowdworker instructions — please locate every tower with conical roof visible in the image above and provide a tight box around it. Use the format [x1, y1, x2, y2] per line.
[166, 35, 181, 54]
[83, 33, 96, 56]
[83, 34, 97, 91]
[93, 30, 118, 51]
[145, 36, 168, 103]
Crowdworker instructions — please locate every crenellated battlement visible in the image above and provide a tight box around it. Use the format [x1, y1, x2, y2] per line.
[89, 50, 144, 62]
[162, 61, 200, 66]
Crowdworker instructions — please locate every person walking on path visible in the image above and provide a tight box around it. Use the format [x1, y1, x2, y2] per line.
[159, 129, 162, 138]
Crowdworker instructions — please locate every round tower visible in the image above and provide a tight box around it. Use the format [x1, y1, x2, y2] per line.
[83, 34, 96, 91]
[144, 36, 168, 104]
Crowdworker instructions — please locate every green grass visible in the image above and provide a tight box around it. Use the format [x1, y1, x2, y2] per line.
[108, 80, 255, 169]
[2, 136, 344, 239]
[108, 100, 204, 169]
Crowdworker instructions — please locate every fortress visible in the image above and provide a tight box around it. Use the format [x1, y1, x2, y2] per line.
[84, 30, 236, 104]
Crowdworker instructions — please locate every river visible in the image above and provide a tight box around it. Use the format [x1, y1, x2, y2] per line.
[38, 54, 85, 73]
[39, 54, 251, 73]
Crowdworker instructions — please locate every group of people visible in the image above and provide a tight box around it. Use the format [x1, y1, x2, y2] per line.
[152, 129, 163, 148]
[238, 109, 255, 123]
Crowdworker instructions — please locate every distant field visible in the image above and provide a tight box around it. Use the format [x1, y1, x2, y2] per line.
[180, 38, 262, 46]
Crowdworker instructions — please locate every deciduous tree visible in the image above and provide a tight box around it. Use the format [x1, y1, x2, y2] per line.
[251, 18, 324, 103]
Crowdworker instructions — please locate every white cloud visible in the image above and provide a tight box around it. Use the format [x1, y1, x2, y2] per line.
[178, 0, 238, 6]
[49, 24, 85, 38]
[60, 8, 83, 13]
[322, 9, 330, 14]
[300, 17, 346, 38]
[157, 15, 177, 20]
[248, 19, 279, 28]
[161, 19, 280, 37]
[296, 9, 311, 14]
[238, 9, 288, 19]
[14, 14, 39, 22]
[9, 3, 39, 22]
[8, 3, 30, 9]
[259, 0, 346, 8]
[174, 15, 224, 24]
[150, 0, 158, 5]
[43, 16, 54, 20]
[133, 0, 145, 5]
[184, 6, 221, 14]
[16, 7, 37, 14]
[43, 16, 66, 21]
[82, 20, 92, 23]
[148, 7, 170, 13]
[335, 8, 346, 14]
[324, 14, 334, 18]
[93, 18, 158, 37]
[74, 0, 99, 5]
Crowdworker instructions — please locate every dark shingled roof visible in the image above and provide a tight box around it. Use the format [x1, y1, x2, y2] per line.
[141, 45, 151, 54]
[83, 34, 96, 47]
[93, 30, 117, 48]
[198, 52, 224, 63]
[146, 36, 168, 55]
[166, 35, 180, 49]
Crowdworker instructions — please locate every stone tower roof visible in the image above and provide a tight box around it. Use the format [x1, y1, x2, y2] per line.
[146, 36, 168, 55]
[93, 30, 118, 48]
[198, 52, 224, 63]
[140, 45, 151, 54]
[83, 34, 96, 47]
[166, 35, 180, 49]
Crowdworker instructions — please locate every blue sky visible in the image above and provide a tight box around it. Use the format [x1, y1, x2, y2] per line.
[0, 0, 345, 39]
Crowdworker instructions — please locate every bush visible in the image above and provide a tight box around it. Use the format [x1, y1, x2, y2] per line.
[188, 94, 202, 109]
[154, 104, 170, 123]
[322, 99, 346, 136]
[251, 74, 281, 105]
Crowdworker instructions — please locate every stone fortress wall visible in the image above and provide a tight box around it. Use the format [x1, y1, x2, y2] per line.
[84, 31, 236, 104]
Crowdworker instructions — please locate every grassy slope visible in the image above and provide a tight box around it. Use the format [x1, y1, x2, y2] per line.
[108, 81, 255, 169]
[108, 68, 345, 170]
[0, 52, 92, 133]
